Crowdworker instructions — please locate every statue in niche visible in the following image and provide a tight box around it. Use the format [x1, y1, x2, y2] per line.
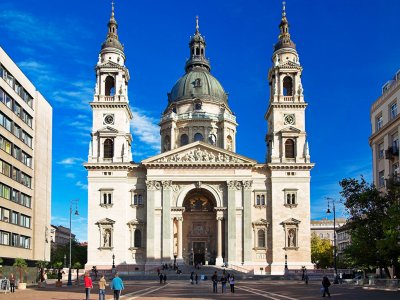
[288, 230, 295, 247]
[103, 229, 111, 247]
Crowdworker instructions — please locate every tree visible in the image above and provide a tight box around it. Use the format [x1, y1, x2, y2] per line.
[311, 233, 333, 268]
[13, 258, 28, 283]
[51, 238, 87, 267]
[72, 262, 82, 284]
[53, 262, 63, 283]
[36, 260, 48, 282]
[340, 176, 400, 277]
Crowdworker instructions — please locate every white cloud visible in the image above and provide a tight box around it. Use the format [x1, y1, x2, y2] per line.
[76, 181, 88, 190]
[57, 157, 84, 165]
[131, 108, 160, 150]
[66, 173, 76, 179]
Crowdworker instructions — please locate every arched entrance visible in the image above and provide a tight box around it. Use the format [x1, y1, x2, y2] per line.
[181, 188, 218, 265]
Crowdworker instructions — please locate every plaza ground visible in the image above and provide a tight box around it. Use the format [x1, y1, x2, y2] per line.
[0, 280, 399, 300]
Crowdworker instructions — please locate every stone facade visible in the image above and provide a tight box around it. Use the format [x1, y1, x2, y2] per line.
[86, 4, 314, 275]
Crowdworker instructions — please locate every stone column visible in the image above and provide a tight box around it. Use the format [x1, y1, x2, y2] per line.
[227, 180, 238, 264]
[177, 217, 183, 259]
[243, 180, 253, 264]
[162, 181, 172, 260]
[145, 180, 160, 263]
[217, 216, 223, 260]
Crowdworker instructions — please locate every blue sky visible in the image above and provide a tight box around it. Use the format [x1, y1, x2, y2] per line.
[1, 0, 399, 242]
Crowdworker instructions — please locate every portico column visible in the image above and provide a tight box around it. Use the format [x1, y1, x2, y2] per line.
[243, 180, 253, 263]
[217, 216, 223, 258]
[162, 181, 172, 260]
[146, 180, 161, 263]
[177, 217, 183, 259]
[227, 180, 238, 264]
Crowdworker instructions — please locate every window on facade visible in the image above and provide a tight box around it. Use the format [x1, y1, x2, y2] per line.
[393, 162, 399, 175]
[102, 193, 112, 205]
[20, 215, 30, 228]
[132, 193, 143, 206]
[378, 143, 384, 159]
[19, 235, 30, 249]
[255, 193, 266, 206]
[0, 183, 11, 200]
[376, 115, 383, 130]
[194, 133, 204, 142]
[13, 124, 21, 139]
[13, 102, 21, 117]
[11, 211, 18, 225]
[256, 195, 260, 205]
[134, 229, 142, 247]
[21, 131, 33, 148]
[105, 76, 115, 96]
[180, 134, 189, 146]
[21, 193, 31, 208]
[392, 134, 399, 152]
[0, 112, 12, 131]
[13, 145, 21, 160]
[378, 170, 385, 187]
[12, 168, 21, 182]
[11, 190, 20, 203]
[257, 229, 265, 248]
[0, 159, 11, 177]
[285, 139, 295, 158]
[0, 135, 12, 154]
[283, 76, 293, 96]
[20, 172, 31, 188]
[391, 103, 398, 120]
[0, 231, 10, 245]
[11, 233, 18, 246]
[1, 208, 10, 222]
[104, 139, 114, 158]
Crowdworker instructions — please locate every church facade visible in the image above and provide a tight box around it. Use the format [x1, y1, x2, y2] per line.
[85, 4, 314, 275]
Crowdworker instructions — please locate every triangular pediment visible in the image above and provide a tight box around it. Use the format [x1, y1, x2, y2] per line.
[281, 218, 301, 225]
[97, 126, 119, 134]
[95, 218, 115, 225]
[127, 219, 145, 225]
[142, 141, 257, 167]
[98, 60, 124, 69]
[279, 60, 302, 70]
[279, 126, 301, 133]
[253, 218, 269, 226]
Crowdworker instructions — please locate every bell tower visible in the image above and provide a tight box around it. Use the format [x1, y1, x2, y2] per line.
[266, 2, 314, 275]
[88, 2, 133, 163]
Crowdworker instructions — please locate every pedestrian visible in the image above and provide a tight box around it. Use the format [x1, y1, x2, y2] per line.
[195, 272, 198, 284]
[98, 273, 107, 300]
[305, 273, 309, 285]
[220, 274, 227, 293]
[190, 271, 194, 284]
[211, 271, 218, 293]
[339, 273, 343, 284]
[322, 275, 331, 298]
[8, 273, 15, 293]
[111, 273, 124, 300]
[159, 273, 163, 284]
[229, 275, 235, 293]
[157, 268, 160, 276]
[84, 271, 93, 300]
[163, 273, 167, 284]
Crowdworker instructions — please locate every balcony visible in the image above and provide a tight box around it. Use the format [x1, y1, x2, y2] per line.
[384, 147, 399, 160]
[283, 96, 294, 102]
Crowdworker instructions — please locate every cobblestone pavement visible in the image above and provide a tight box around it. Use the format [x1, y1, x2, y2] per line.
[0, 280, 399, 300]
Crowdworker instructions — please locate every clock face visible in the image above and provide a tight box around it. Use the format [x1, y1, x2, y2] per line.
[104, 114, 114, 125]
[284, 114, 295, 125]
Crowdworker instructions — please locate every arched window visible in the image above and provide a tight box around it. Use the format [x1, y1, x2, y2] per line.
[194, 102, 202, 109]
[104, 139, 114, 158]
[105, 76, 115, 96]
[283, 76, 293, 96]
[258, 229, 265, 248]
[285, 139, 295, 158]
[201, 48, 204, 55]
[291, 194, 296, 204]
[194, 133, 203, 142]
[261, 195, 265, 205]
[134, 229, 141, 247]
[195, 47, 200, 55]
[256, 195, 261, 205]
[180, 134, 189, 146]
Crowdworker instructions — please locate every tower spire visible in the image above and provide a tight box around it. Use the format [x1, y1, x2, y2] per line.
[101, 0, 124, 52]
[185, 16, 210, 72]
[196, 15, 199, 34]
[274, 1, 296, 52]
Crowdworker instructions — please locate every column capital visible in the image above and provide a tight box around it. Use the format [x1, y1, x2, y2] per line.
[216, 216, 224, 221]
[162, 180, 172, 190]
[227, 180, 241, 190]
[146, 180, 161, 190]
[242, 180, 253, 190]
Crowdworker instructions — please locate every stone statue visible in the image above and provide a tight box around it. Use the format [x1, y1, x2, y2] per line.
[298, 83, 303, 96]
[274, 55, 279, 67]
[103, 230, 110, 247]
[288, 231, 295, 247]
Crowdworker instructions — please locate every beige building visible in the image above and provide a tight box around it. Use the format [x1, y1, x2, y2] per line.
[86, 4, 314, 275]
[0, 47, 52, 265]
[310, 218, 346, 246]
[51, 225, 76, 247]
[370, 69, 400, 190]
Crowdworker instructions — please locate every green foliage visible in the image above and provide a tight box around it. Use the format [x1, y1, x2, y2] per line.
[50, 238, 87, 267]
[311, 233, 333, 268]
[36, 260, 48, 282]
[53, 262, 63, 282]
[13, 258, 28, 283]
[340, 176, 400, 277]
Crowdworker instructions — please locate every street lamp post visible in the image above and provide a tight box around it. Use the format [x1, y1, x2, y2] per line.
[326, 198, 338, 284]
[67, 199, 79, 286]
[112, 254, 115, 273]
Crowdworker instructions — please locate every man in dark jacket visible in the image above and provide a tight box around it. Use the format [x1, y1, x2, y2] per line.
[322, 276, 331, 297]
[211, 271, 218, 293]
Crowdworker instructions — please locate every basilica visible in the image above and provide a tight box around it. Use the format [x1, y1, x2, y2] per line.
[85, 3, 314, 275]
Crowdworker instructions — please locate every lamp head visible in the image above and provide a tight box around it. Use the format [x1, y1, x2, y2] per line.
[326, 208, 331, 214]
[74, 210, 79, 216]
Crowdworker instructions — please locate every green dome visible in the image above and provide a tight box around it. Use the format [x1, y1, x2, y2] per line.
[169, 68, 228, 103]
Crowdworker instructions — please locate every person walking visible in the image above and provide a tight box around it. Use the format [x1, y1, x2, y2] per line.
[322, 275, 331, 298]
[211, 271, 218, 293]
[195, 272, 198, 284]
[220, 274, 227, 293]
[229, 275, 235, 293]
[304, 273, 309, 285]
[111, 273, 124, 300]
[190, 271, 194, 284]
[84, 272, 93, 300]
[8, 273, 15, 293]
[98, 274, 107, 300]
[163, 273, 167, 284]
[159, 273, 163, 284]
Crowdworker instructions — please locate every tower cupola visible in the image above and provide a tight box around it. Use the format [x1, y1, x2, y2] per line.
[185, 16, 210, 72]
[274, 1, 296, 52]
[101, 1, 124, 54]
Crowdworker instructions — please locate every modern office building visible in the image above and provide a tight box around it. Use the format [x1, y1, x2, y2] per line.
[0, 47, 52, 265]
[50, 225, 76, 248]
[86, 3, 314, 275]
[370, 69, 400, 190]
